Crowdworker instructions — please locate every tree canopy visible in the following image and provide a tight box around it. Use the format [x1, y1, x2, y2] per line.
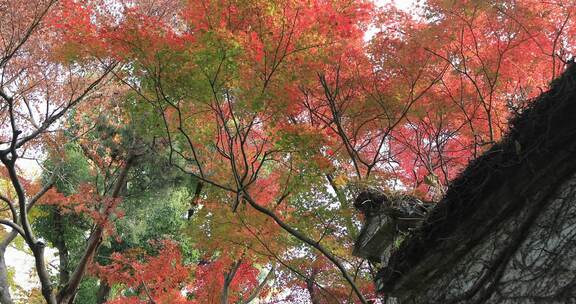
[0, 0, 574, 303]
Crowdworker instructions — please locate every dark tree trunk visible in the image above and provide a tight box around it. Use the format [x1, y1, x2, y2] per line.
[95, 282, 110, 304]
[53, 209, 70, 288]
[221, 259, 242, 304]
[57, 156, 135, 304]
[306, 269, 321, 304]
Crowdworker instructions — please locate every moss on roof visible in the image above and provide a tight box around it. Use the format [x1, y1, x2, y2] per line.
[378, 62, 576, 295]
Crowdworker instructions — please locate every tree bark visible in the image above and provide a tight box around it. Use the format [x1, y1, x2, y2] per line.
[53, 209, 70, 288]
[0, 233, 16, 304]
[95, 281, 111, 304]
[306, 268, 321, 304]
[31, 241, 57, 304]
[221, 259, 242, 304]
[57, 156, 135, 304]
[0, 180, 54, 304]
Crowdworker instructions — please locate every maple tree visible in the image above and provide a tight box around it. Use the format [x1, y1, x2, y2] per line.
[0, 0, 118, 303]
[0, 0, 575, 303]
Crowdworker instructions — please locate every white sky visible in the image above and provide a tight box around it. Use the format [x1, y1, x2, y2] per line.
[390, 0, 416, 10]
[365, 0, 417, 40]
[6, 245, 57, 298]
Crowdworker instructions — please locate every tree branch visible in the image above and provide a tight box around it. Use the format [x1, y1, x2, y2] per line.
[57, 155, 135, 304]
[242, 193, 368, 304]
[241, 266, 275, 304]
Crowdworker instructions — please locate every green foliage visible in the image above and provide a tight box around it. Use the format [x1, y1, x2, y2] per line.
[33, 143, 93, 256]
[74, 277, 99, 304]
[6, 266, 15, 289]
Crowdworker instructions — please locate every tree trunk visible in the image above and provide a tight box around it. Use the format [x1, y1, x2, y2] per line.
[95, 281, 111, 304]
[31, 241, 57, 304]
[306, 269, 321, 304]
[53, 209, 70, 288]
[0, 180, 54, 304]
[0, 237, 14, 304]
[57, 156, 135, 304]
[221, 259, 242, 304]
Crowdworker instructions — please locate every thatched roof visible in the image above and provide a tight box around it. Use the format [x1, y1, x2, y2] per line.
[377, 62, 576, 296]
[352, 190, 431, 263]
